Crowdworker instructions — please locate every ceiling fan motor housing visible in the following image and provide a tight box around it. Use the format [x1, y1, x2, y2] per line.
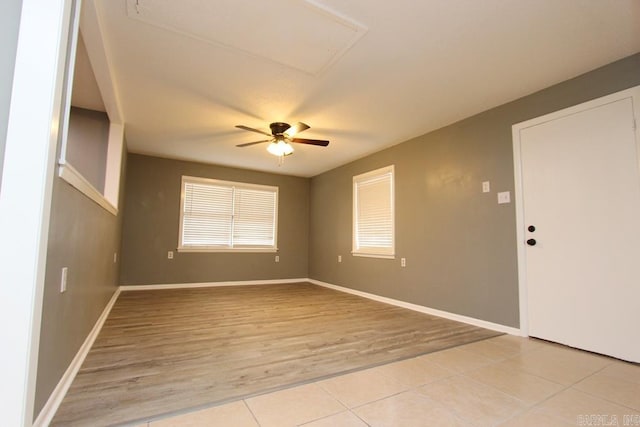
[270, 122, 291, 135]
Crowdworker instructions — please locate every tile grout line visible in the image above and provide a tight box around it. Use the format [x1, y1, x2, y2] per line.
[413, 339, 596, 426]
[309, 338, 566, 426]
[242, 399, 262, 427]
[494, 359, 619, 426]
[348, 408, 372, 427]
[480, 345, 605, 424]
[567, 363, 640, 413]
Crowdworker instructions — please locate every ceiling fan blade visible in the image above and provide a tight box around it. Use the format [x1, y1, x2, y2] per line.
[291, 138, 330, 147]
[236, 139, 271, 147]
[284, 122, 310, 137]
[235, 125, 272, 137]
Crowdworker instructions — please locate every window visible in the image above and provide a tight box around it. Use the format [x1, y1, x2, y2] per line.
[178, 176, 278, 252]
[352, 165, 395, 258]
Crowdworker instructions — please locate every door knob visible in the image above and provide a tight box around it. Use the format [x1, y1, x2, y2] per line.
[526, 238, 537, 246]
[528, 225, 536, 232]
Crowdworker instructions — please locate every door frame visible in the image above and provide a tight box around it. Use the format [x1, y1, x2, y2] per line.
[0, 0, 76, 424]
[511, 85, 640, 337]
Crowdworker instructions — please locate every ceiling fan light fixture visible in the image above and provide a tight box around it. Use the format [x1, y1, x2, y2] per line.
[267, 139, 294, 157]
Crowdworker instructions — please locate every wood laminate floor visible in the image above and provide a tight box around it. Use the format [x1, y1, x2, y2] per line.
[52, 282, 501, 426]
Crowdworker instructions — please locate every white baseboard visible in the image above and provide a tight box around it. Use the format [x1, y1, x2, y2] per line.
[33, 288, 121, 427]
[120, 278, 523, 336]
[119, 278, 308, 291]
[308, 279, 524, 336]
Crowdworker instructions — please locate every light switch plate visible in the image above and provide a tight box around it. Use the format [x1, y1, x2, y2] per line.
[498, 191, 511, 204]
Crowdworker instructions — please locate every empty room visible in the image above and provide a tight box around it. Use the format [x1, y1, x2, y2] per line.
[2, 1, 640, 426]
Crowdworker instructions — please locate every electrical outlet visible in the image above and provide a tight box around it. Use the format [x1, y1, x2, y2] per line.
[275, 255, 280, 263]
[482, 181, 491, 193]
[113, 252, 117, 263]
[60, 267, 68, 293]
[498, 191, 511, 204]
[338, 255, 342, 263]
[401, 258, 406, 267]
[167, 251, 174, 259]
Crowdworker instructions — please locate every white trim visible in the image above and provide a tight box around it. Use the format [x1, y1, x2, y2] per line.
[177, 247, 278, 253]
[56, 0, 82, 170]
[58, 161, 118, 215]
[181, 175, 280, 192]
[351, 253, 395, 259]
[120, 278, 307, 291]
[33, 288, 121, 427]
[511, 84, 640, 339]
[511, 123, 529, 338]
[308, 279, 523, 336]
[0, 0, 75, 424]
[119, 278, 522, 335]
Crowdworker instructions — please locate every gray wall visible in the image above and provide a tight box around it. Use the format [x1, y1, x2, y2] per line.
[309, 53, 640, 328]
[120, 154, 309, 285]
[0, 0, 23, 188]
[34, 139, 127, 418]
[66, 107, 110, 193]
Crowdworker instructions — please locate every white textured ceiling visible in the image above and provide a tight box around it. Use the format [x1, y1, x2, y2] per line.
[89, 0, 640, 177]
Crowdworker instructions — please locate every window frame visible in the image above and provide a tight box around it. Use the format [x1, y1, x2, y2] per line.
[178, 175, 279, 253]
[352, 165, 395, 259]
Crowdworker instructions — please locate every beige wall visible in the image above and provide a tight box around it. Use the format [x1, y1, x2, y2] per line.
[309, 53, 640, 328]
[119, 154, 309, 285]
[35, 132, 127, 417]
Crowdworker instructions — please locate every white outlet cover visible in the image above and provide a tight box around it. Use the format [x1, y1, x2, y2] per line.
[497, 191, 511, 204]
[482, 181, 490, 193]
[167, 251, 174, 259]
[60, 267, 68, 293]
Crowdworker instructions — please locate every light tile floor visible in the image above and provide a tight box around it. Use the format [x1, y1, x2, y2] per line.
[134, 335, 640, 426]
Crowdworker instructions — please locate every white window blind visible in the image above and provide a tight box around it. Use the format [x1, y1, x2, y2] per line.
[353, 165, 395, 258]
[179, 176, 278, 252]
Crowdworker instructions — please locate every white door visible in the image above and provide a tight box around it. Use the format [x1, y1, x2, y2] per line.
[514, 88, 640, 362]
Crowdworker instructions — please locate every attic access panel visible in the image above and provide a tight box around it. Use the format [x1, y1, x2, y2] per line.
[126, 0, 367, 75]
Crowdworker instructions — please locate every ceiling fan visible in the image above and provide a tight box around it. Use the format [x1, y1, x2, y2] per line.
[235, 122, 329, 158]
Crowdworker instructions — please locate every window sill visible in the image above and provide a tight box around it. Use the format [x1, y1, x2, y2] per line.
[352, 252, 395, 259]
[58, 162, 117, 216]
[177, 247, 278, 253]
